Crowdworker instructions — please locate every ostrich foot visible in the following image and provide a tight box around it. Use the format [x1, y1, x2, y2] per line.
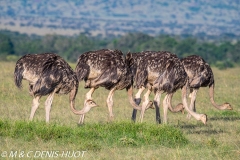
[108, 115, 114, 122]
[77, 123, 85, 127]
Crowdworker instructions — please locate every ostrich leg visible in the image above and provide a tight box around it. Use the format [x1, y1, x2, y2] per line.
[139, 88, 152, 123]
[29, 96, 41, 121]
[187, 88, 198, 119]
[78, 87, 96, 124]
[45, 92, 55, 123]
[85, 87, 95, 101]
[163, 94, 169, 123]
[131, 86, 145, 122]
[78, 114, 85, 124]
[154, 91, 161, 124]
[107, 87, 116, 121]
[162, 93, 184, 123]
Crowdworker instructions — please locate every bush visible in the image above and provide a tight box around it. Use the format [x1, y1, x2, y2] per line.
[6, 55, 19, 61]
[215, 60, 234, 70]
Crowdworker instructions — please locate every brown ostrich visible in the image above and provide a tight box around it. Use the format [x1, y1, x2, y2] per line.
[126, 51, 207, 124]
[75, 49, 142, 124]
[179, 55, 232, 118]
[14, 53, 97, 123]
[126, 51, 184, 123]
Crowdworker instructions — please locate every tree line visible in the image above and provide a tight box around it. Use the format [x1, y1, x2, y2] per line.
[0, 30, 239, 69]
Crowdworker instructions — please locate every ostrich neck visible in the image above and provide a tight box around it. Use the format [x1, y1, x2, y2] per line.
[182, 83, 204, 121]
[69, 85, 89, 115]
[127, 85, 142, 111]
[209, 84, 225, 110]
[210, 98, 226, 110]
[167, 93, 183, 113]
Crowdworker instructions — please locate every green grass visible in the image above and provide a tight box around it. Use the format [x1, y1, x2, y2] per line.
[0, 120, 188, 150]
[0, 61, 240, 159]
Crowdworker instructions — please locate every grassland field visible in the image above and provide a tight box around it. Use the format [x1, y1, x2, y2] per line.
[0, 61, 239, 160]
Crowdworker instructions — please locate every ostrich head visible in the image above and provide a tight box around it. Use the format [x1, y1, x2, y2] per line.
[174, 103, 185, 114]
[200, 114, 208, 125]
[70, 99, 98, 115]
[222, 103, 233, 110]
[82, 99, 98, 113]
[85, 99, 98, 107]
[145, 101, 155, 110]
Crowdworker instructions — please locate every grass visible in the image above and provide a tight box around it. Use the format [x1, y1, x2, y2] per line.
[0, 120, 188, 149]
[0, 61, 240, 159]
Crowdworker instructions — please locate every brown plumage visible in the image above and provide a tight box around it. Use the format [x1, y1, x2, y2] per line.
[14, 53, 97, 123]
[179, 55, 232, 118]
[127, 51, 207, 124]
[75, 49, 141, 124]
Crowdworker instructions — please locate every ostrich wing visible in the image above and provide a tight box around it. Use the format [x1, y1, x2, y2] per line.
[33, 55, 66, 96]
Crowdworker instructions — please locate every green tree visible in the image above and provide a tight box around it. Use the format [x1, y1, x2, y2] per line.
[231, 41, 240, 63]
[41, 34, 58, 53]
[162, 37, 178, 52]
[175, 38, 197, 57]
[0, 33, 14, 55]
[195, 42, 218, 64]
[214, 42, 233, 61]
[110, 33, 154, 53]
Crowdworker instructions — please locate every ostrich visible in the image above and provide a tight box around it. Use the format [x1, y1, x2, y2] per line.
[179, 55, 232, 118]
[127, 51, 207, 124]
[75, 49, 143, 124]
[14, 53, 97, 123]
[126, 51, 184, 122]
